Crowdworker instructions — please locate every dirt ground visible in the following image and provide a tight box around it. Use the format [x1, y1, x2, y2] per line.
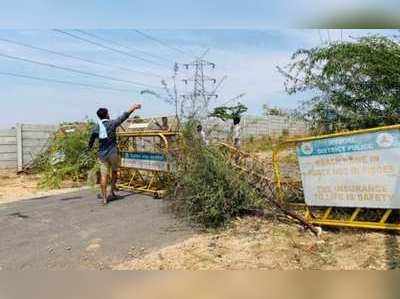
[0, 170, 86, 204]
[115, 217, 400, 270]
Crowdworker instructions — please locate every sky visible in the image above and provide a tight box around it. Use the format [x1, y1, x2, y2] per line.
[0, 1, 399, 127]
[0, 1, 399, 28]
[0, 29, 398, 128]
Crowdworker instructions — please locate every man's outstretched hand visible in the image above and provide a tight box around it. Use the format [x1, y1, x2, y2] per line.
[128, 103, 141, 113]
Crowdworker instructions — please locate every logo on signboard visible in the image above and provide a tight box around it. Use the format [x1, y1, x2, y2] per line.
[376, 133, 394, 148]
[301, 142, 313, 155]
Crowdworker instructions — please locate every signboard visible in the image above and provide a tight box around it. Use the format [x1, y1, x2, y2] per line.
[121, 151, 168, 171]
[297, 129, 400, 208]
[128, 123, 150, 129]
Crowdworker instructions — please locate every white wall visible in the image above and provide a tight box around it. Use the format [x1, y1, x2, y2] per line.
[0, 124, 57, 170]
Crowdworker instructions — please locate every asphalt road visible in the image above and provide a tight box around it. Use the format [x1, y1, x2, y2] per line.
[0, 190, 195, 270]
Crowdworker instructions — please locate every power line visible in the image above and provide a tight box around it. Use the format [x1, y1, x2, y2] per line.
[209, 75, 227, 96]
[0, 52, 163, 90]
[198, 48, 210, 60]
[179, 58, 219, 118]
[74, 29, 172, 64]
[0, 71, 142, 93]
[0, 36, 163, 78]
[219, 93, 246, 107]
[133, 29, 193, 57]
[53, 29, 169, 68]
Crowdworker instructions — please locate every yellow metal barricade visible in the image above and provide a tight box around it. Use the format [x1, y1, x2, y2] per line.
[273, 124, 400, 231]
[117, 130, 179, 198]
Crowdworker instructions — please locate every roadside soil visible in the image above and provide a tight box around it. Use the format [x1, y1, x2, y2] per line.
[0, 170, 86, 204]
[115, 217, 400, 270]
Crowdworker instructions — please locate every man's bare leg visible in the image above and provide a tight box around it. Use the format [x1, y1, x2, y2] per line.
[100, 173, 108, 205]
[110, 170, 118, 198]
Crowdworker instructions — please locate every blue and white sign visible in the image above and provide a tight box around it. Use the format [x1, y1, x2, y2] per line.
[297, 130, 400, 208]
[121, 151, 168, 171]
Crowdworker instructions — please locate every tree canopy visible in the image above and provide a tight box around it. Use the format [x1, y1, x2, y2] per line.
[209, 103, 248, 121]
[279, 35, 400, 133]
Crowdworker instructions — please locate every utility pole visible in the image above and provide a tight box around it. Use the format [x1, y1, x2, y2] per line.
[172, 62, 179, 120]
[178, 57, 219, 119]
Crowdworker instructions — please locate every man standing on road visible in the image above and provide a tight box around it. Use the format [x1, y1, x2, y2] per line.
[88, 103, 142, 205]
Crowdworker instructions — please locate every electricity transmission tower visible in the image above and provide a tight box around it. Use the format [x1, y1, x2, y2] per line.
[178, 57, 219, 119]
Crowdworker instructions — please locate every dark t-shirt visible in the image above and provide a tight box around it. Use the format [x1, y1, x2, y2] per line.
[89, 111, 131, 160]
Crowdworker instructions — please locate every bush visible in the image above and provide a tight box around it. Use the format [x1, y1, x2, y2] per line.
[32, 122, 98, 189]
[171, 121, 264, 228]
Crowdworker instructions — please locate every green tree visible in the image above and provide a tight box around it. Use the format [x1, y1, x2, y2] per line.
[209, 103, 248, 121]
[278, 35, 400, 133]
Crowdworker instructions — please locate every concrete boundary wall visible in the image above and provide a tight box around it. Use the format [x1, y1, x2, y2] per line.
[0, 124, 57, 170]
[0, 128, 17, 169]
[206, 115, 308, 140]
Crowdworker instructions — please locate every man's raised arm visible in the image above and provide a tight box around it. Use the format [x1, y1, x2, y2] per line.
[112, 103, 142, 128]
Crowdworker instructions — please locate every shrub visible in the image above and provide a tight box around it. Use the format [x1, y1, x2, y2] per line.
[32, 122, 98, 189]
[171, 121, 264, 228]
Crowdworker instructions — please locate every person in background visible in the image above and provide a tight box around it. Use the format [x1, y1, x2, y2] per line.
[233, 116, 241, 149]
[161, 117, 170, 131]
[197, 124, 209, 145]
[155, 116, 170, 131]
[88, 103, 141, 205]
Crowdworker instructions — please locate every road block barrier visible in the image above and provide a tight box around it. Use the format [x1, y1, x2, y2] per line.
[117, 130, 179, 198]
[273, 124, 400, 231]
